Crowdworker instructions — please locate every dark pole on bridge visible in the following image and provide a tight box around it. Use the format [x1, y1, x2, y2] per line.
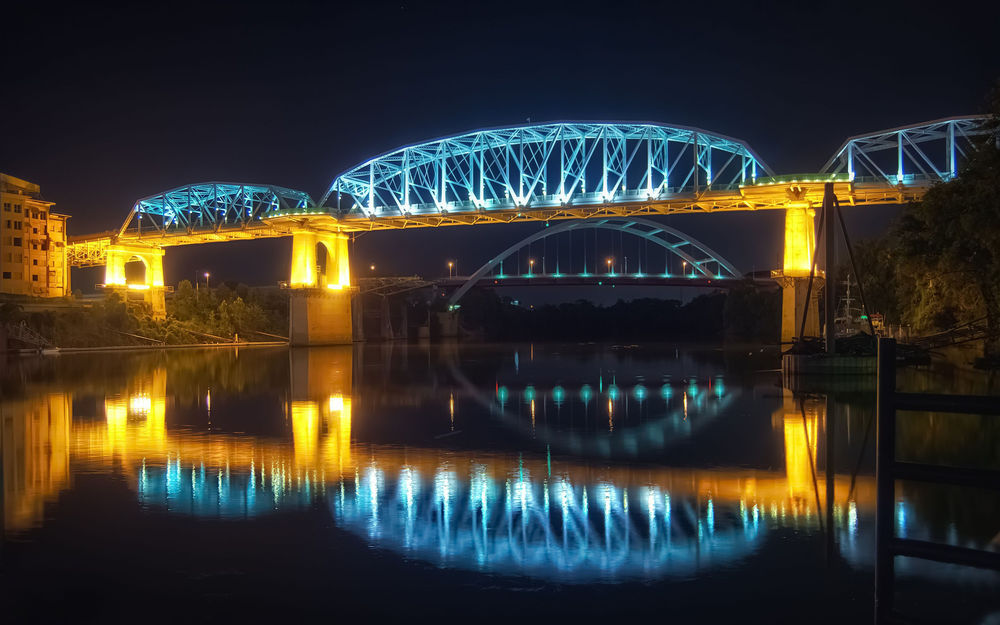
[824, 182, 836, 355]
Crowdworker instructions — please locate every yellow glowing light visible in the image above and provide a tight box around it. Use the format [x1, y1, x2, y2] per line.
[329, 395, 344, 412]
[129, 394, 151, 415]
[783, 206, 816, 276]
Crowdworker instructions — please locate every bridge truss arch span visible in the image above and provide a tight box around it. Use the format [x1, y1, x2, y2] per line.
[119, 182, 316, 239]
[821, 115, 994, 185]
[320, 122, 774, 218]
[447, 217, 742, 306]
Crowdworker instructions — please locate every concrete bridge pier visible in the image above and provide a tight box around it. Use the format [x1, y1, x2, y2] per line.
[287, 230, 355, 346]
[103, 244, 167, 319]
[774, 204, 822, 344]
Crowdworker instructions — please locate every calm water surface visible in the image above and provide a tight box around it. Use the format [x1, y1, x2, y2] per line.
[1, 343, 998, 623]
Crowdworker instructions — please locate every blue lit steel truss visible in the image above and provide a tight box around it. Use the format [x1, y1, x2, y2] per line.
[319, 123, 773, 217]
[821, 115, 993, 184]
[448, 217, 742, 306]
[119, 182, 315, 237]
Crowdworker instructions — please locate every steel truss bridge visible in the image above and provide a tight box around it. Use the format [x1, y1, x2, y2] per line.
[67, 115, 993, 267]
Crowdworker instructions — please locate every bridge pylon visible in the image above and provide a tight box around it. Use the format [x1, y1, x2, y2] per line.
[102, 244, 167, 319]
[286, 228, 355, 346]
[773, 203, 823, 343]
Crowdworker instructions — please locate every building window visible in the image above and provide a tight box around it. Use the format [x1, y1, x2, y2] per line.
[13, 222, 21, 230]
[13, 237, 21, 247]
[14, 205, 21, 214]
[32, 243, 38, 250]
[4, 220, 9, 228]
[40, 211, 46, 220]
[32, 227, 38, 234]
[32, 259, 38, 266]
[2, 203, 9, 211]
[32, 274, 38, 282]
[1, 272, 9, 280]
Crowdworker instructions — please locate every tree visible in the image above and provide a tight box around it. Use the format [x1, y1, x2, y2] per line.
[893, 89, 1000, 359]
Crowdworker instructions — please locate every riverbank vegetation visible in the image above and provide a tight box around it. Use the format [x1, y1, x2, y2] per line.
[1, 281, 288, 348]
[454, 281, 779, 342]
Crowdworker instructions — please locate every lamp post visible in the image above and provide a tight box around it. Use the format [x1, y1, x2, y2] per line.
[682, 260, 687, 277]
[370, 264, 376, 272]
[606, 257, 613, 275]
[528, 258, 535, 276]
[448, 261, 454, 278]
[204, 272, 210, 289]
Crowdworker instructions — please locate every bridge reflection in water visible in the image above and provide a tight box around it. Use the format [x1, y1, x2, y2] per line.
[2, 347, 878, 582]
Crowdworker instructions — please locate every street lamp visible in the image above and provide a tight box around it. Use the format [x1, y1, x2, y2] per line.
[448, 260, 454, 278]
[370, 264, 376, 271]
[528, 258, 535, 276]
[606, 257, 613, 275]
[204, 272, 210, 289]
[682, 260, 687, 277]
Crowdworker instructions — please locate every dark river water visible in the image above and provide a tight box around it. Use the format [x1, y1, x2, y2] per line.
[1, 343, 998, 623]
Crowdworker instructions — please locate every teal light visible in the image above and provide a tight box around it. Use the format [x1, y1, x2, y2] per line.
[633, 384, 647, 402]
[713, 376, 725, 399]
[552, 385, 565, 406]
[687, 378, 698, 397]
[607, 384, 620, 401]
[660, 384, 672, 401]
[523, 385, 537, 403]
[580, 384, 593, 404]
[496, 385, 509, 406]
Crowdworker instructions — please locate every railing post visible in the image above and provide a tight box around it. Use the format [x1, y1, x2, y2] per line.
[875, 337, 897, 622]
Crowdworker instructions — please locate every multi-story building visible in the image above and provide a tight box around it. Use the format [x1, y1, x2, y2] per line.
[0, 173, 70, 297]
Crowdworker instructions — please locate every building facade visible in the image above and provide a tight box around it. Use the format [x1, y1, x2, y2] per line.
[0, 173, 69, 297]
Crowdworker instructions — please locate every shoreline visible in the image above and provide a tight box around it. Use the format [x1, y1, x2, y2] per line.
[12, 340, 288, 355]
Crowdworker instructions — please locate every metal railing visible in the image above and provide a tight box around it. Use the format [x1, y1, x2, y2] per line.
[874, 338, 1000, 622]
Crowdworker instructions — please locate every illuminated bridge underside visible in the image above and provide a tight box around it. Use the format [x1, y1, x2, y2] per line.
[332, 466, 763, 581]
[448, 216, 742, 306]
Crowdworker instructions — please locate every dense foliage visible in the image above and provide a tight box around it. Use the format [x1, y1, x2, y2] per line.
[848, 90, 1000, 361]
[2, 282, 288, 348]
[455, 281, 779, 342]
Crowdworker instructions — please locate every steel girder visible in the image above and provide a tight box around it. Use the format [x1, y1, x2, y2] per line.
[316, 123, 773, 219]
[821, 115, 993, 185]
[447, 217, 741, 306]
[119, 182, 315, 237]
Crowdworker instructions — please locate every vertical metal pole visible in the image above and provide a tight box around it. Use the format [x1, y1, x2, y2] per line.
[560, 141, 565, 199]
[897, 132, 904, 183]
[692, 134, 699, 194]
[875, 337, 897, 623]
[825, 393, 835, 562]
[646, 133, 653, 196]
[602, 135, 608, 198]
[404, 151, 410, 209]
[947, 122, 956, 179]
[824, 183, 836, 354]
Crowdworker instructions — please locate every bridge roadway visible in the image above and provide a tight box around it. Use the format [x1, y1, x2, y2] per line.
[433, 272, 777, 291]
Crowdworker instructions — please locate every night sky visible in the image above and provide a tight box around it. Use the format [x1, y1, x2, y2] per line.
[3, 0, 998, 301]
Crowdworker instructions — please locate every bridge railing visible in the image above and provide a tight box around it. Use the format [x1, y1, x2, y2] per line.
[340, 184, 748, 217]
[874, 338, 1000, 622]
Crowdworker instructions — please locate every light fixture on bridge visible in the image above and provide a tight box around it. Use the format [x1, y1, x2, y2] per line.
[606, 257, 613, 275]
[448, 260, 454, 278]
[528, 258, 535, 276]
